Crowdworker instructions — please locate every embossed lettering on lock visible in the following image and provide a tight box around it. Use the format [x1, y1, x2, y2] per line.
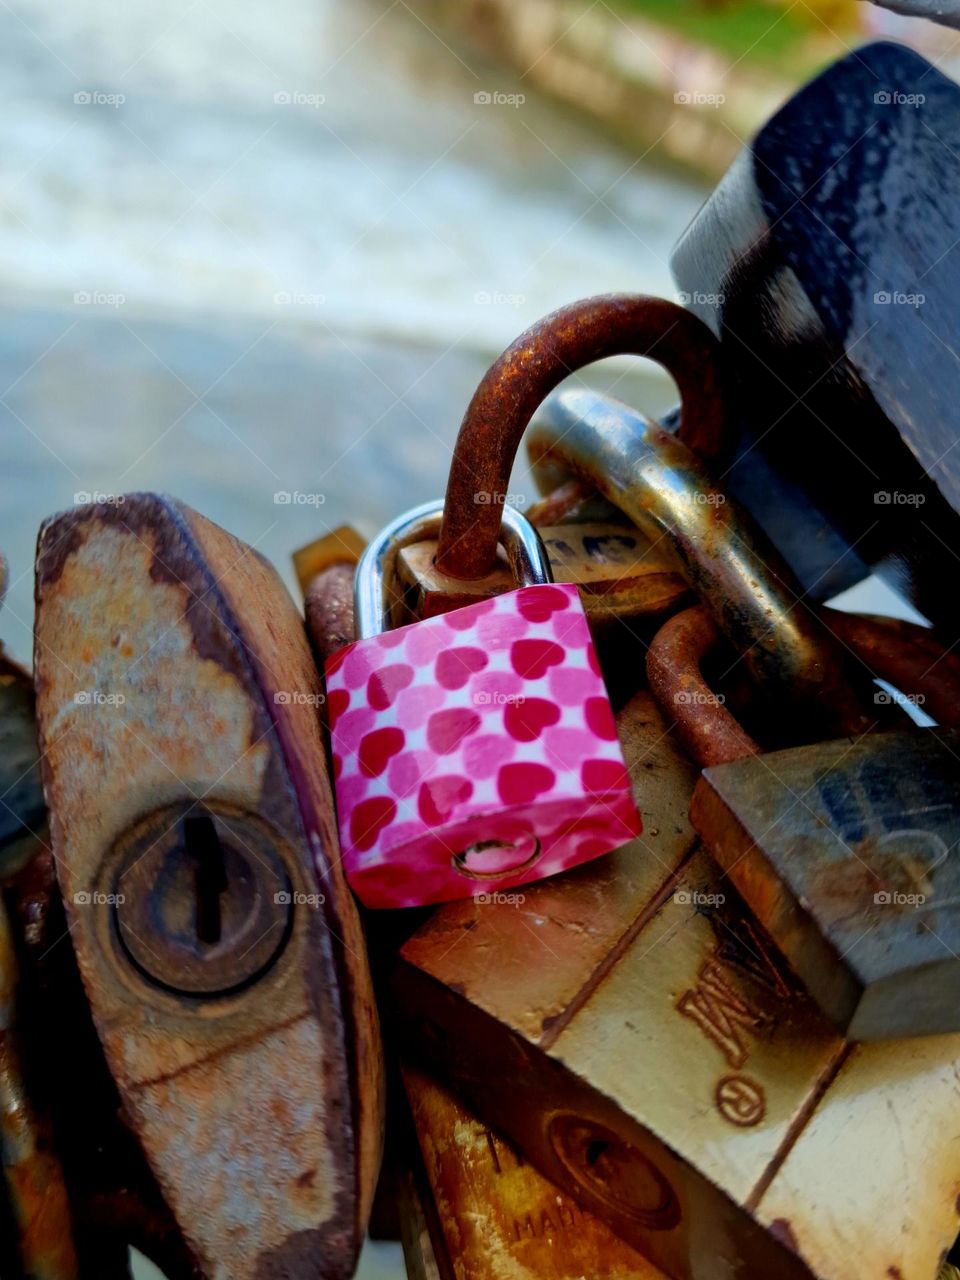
[325, 500, 641, 908]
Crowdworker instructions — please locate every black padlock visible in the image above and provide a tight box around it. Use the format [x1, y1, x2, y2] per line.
[671, 41, 960, 633]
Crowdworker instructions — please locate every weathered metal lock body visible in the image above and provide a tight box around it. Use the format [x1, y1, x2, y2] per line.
[394, 687, 960, 1280]
[400, 1064, 667, 1280]
[670, 42, 960, 630]
[647, 604, 960, 1042]
[32, 495, 384, 1279]
[325, 500, 640, 909]
[527, 386, 960, 1041]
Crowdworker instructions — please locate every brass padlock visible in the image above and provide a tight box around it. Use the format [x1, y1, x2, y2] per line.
[394, 688, 960, 1280]
[647, 603, 960, 1041]
[400, 1064, 666, 1280]
[395, 295, 720, 625]
[33, 496, 384, 1279]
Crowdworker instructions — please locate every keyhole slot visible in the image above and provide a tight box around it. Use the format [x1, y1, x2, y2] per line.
[184, 814, 228, 946]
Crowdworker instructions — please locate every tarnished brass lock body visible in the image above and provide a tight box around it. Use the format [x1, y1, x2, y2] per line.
[395, 688, 960, 1280]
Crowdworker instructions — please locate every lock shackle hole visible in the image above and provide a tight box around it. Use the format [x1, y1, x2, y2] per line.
[353, 499, 553, 641]
[435, 293, 727, 582]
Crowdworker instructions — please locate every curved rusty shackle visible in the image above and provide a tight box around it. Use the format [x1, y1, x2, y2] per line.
[435, 294, 726, 581]
[526, 387, 878, 742]
[647, 605, 960, 767]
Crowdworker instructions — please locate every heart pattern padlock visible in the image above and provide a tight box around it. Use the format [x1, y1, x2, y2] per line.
[325, 501, 641, 908]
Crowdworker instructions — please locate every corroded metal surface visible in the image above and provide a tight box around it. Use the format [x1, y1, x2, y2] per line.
[397, 521, 688, 625]
[33, 495, 384, 1279]
[395, 692, 960, 1280]
[435, 294, 727, 580]
[0, 894, 80, 1280]
[692, 730, 960, 1040]
[646, 606, 760, 766]
[293, 524, 366, 597]
[647, 598, 960, 1038]
[402, 1065, 665, 1280]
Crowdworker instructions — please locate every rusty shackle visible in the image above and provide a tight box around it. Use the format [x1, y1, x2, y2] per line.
[435, 294, 726, 580]
[649, 604, 960, 767]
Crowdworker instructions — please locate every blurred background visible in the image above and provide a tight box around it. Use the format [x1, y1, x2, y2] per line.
[0, 0, 953, 1274]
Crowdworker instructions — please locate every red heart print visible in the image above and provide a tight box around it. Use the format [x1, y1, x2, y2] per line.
[585, 696, 618, 741]
[504, 697, 561, 742]
[367, 664, 414, 710]
[325, 645, 350, 678]
[418, 774, 474, 825]
[358, 726, 406, 777]
[588, 644, 602, 677]
[510, 638, 565, 681]
[427, 708, 481, 755]
[497, 762, 556, 806]
[516, 585, 571, 623]
[350, 795, 397, 852]
[435, 646, 488, 690]
[582, 758, 630, 794]
[326, 688, 350, 726]
[444, 597, 496, 630]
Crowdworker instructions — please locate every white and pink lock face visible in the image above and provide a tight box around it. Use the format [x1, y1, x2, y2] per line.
[324, 583, 641, 909]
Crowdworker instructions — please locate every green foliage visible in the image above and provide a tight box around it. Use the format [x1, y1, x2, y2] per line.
[612, 0, 820, 62]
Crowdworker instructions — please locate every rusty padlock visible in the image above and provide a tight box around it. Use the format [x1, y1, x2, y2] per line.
[394, 684, 960, 1280]
[324, 499, 640, 908]
[395, 294, 720, 626]
[649, 604, 960, 1041]
[32, 495, 384, 1279]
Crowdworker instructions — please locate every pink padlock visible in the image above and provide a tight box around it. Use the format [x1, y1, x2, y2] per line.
[325, 500, 641, 908]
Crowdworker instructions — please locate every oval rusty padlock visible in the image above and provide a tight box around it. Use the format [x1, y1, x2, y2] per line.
[33, 495, 384, 1279]
[433, 294, 728, 583]
[325, 499, 640, 909]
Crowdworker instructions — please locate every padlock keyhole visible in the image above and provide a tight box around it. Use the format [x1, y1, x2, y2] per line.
[184, 814, 228, 947]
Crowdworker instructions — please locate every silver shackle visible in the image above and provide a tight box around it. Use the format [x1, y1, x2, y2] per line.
[353, 499, 553, 641]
